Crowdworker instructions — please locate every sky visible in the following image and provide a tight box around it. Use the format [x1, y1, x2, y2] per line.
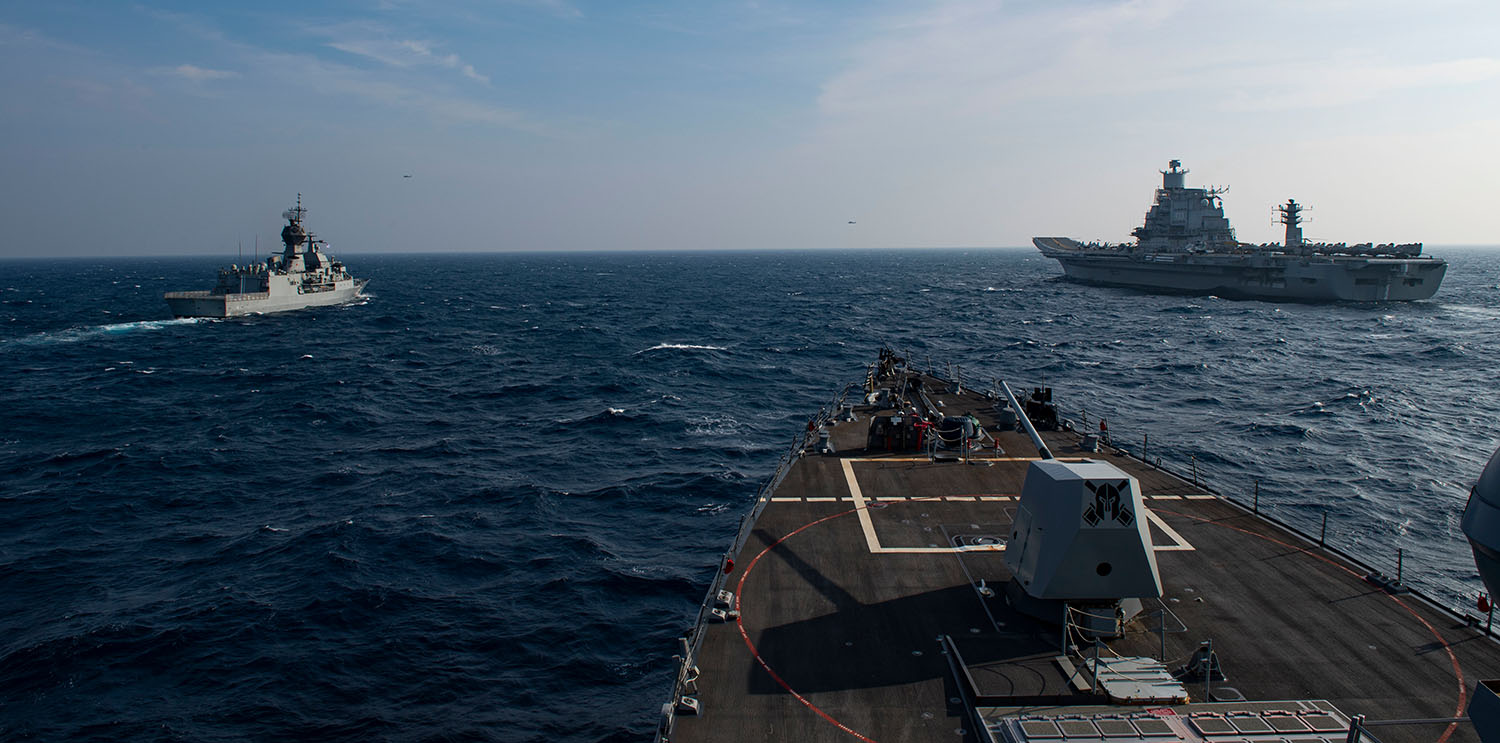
[1, 0, 1497, 257]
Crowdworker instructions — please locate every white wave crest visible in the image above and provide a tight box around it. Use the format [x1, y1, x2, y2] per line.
[5, 317, 209, 347]
[635, 343, 727, 355]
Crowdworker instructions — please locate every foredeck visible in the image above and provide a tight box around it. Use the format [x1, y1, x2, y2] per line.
[667, 369, 1500, 743]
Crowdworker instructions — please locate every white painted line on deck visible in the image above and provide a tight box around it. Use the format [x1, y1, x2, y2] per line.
[840, 458, 883, 552]
[1147, 508, 1194, 552]
[805, 497, 837, 503]
[839, 458, 1006, 555]
[1184, 494, 1217, 500]
[771, 497, 801, 502]
[855, 456, 1094, 463]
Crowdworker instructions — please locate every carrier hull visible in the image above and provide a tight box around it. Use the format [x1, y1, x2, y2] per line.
[1031, 161, 1447, 302]
[1038, 238, 1446, 301]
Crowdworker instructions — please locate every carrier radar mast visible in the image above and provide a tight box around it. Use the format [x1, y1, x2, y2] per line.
[1276, 198, 1307, 252]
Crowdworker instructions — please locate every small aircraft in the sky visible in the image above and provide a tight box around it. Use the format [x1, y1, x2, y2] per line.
[847, 220, 856, 224]
[403, 174, 413, 179]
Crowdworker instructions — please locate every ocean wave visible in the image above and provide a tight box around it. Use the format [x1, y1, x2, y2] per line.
[4, 317, 209, 347]
[6, 250, 1500, 740]
[634, 343, 727, 354]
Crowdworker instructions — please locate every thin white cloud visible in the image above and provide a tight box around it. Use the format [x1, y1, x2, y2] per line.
[245, 46, 541, 132]
[0, 21, 98, 55]
[1218, 57, 1500, 112]
[326, 36, 489, 84]
[142, 10, 542, 132]
[818, 0, 1500, 121]
[512, 0, 582, 20]
[159, 64, 238, 83]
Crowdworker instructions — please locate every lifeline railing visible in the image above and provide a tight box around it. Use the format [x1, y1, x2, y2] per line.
[657, 378, 860, 742]
[936, 361, 1492, 636]
[999, 376, 1499, 641]
[661, 355, 1495, 742]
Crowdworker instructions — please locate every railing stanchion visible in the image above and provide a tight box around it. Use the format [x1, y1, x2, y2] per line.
[1158, 609, 1167, 662]
[1346, 714, 1365, 743]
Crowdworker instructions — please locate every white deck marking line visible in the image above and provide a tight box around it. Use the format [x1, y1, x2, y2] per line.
[854, 456, 1094, 463]
[840, 458, 883, 552]
[1184, 494, 1217, 500]
[839, 458, 1005, 555]
[1152, 495, 1185, 500]
[840, 457, 1186, 553]
[805, 497, 837, 502]
[771, 497, 801, 502]
[1147, 508, 1194, 552]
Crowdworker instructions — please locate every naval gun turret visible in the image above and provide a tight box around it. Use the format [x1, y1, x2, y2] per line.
[1000, 383, 1163, 639]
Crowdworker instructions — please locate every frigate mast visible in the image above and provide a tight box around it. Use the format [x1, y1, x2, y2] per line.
[163, 195, 367, 318]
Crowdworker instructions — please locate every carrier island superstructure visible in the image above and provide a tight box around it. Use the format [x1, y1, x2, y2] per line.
[1033, 161, 1446, 301]
[164, 196, 367, 318]
[659, 348, 1500, 743]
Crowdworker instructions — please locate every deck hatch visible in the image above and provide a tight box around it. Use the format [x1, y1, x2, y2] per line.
[1020, 720, 1065, 738]
[1187, 717, 1237, 736]
[1264, 716, 1310, 733]
[1058, 720, 1102, 738]
[1298, 715, 1344, 733]
[1130, 718, 1174, 736]
[1094, 719, 1139, 737]
[1227, 716, 1273, 734]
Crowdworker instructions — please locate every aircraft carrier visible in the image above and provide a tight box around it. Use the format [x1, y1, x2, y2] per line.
[164, 195, 367, 318]
[1033, 161, 1446, 301]
[658, 348, 1500, 743]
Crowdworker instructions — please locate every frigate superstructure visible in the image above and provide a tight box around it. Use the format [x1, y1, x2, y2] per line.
[164, 196, 367, 318]
[1033, 161, 1446, 301]
[659, 348, 1500, 743]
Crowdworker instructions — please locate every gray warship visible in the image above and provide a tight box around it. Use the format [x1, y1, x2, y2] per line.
[659, 348, 1500, 743]
[1033, 161, 1446, 301]
[164, 196, 367, 318]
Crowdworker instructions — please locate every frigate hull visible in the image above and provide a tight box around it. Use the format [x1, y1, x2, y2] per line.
[164, 196, 368, 318]
[164, 280, 367, 318]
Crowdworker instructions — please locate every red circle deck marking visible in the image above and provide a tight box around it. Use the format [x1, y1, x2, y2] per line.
[734, 496, 1469, 743]
[1156, 507, 1466, 743]
[733, 496, 946, 742]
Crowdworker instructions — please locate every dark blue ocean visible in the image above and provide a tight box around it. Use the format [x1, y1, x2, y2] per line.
[4, 248, 1500, 741]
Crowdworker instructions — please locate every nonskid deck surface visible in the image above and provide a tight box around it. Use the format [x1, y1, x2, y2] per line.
[670, 374, 1500, 743]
